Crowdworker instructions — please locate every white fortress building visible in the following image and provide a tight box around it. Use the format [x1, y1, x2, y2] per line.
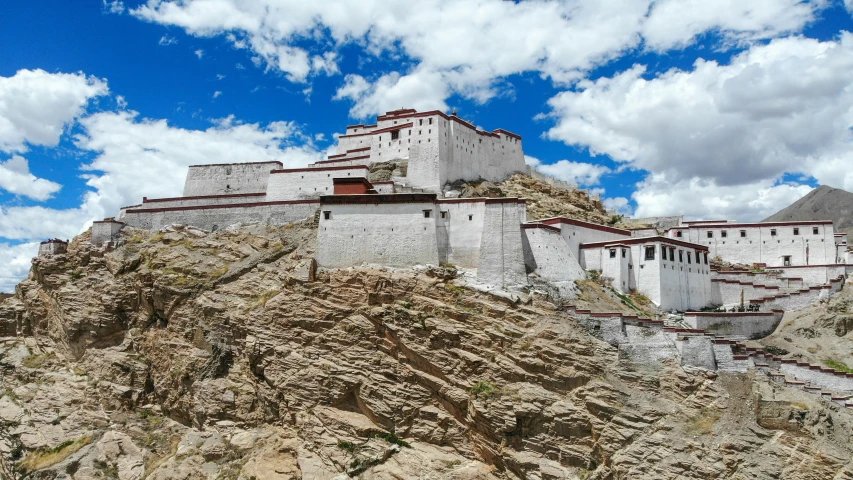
[80, 107, 849, 313]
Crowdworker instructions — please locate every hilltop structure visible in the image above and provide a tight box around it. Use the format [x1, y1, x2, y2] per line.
[77, 107, 850, 312]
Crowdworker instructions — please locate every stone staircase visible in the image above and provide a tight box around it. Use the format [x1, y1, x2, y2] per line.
[710, 268, 845, 312]
[562, 304, 853, 409]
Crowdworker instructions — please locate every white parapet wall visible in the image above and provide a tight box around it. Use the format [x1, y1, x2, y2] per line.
[780, 362, 853, 393]
[683, 311, 784, 340]
[121, 193, 268, 212]
[765, 264, 848, 286]
[538, 217, 633, 263]
[435, 199, 487, 268]
[266, 165, 371, 201]
[521, 224, 585, 283]
[316, 194, 440, 268]
[122, 201, 319, 231]
[182, 161, 282, 197]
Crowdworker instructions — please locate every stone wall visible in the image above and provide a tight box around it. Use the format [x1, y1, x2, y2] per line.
[768, 264, 848, 286]
[680, 336, 717, 369]
[38, 240, 67, 256]
[122, 193, 267, 212]
[122, 201, 318, 231]
[266, 166, 370, 201]
[541, 218, 632, 263]
[316, 195, 440, 268]
[780, 363, 853, 393]
[435, 200, 487, 268]
[521, 224, 585, 283]
[182, 161, 281, 197]
[91, 220, 125, 244]
[683, 311, 784, 339]
[476, 200, 528, 288]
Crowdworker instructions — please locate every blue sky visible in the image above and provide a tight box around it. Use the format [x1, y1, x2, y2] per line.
[2, 0, 853, 291]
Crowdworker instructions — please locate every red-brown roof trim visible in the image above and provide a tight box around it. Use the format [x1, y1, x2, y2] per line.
[314, 155, 371, 165]
[521, 223, 561, 233]
[187, 160, 282, 168]
[126, 200, 319, 214]
[538, 217, 632, 236]
[142, 192, 266, 203]
[581, 236, 710, 251]
[339, 122, 414, 138]
[271, 165, 369, 174]
[436, 198, 526, 204]
[677, 220, 833, 229]
[321, 193, 436, 205]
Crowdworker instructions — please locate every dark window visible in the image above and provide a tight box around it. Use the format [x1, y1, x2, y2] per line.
[440, 211, 447, 219]
[676, 230, 682, 238]
[813, 227, 819, 234]
[423, 210, 431, 218]
[622, 248, 626, 258]
[644, 246, 655, 260]
[704, 253, 709, 264]
[419, 119, 423, 126]
[707, 231, 713, 238]
[323, 211, 331, 220]
[740, 230, 746, 237]
[687, 252, 692, 264]
[391, 129, 399, 140]
[468, 214, 473, 221]
[721, 231, 727, 238]
[793, 227, 799, 235]
[783, 255, 792, 266]
[610, 249, 617, 258]
[429, 118, 432, 125]
[679, 250, 683, 262]
[771, 229, 777, 236]
[670, 248, 676, 261]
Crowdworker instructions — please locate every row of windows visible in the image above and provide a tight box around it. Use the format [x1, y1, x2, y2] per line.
[323, 211, 473, 221]
[644, 246, 708, 264]
[676, 226, 822, 238]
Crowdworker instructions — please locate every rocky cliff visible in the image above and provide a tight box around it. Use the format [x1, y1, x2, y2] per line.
[1, 221, 853, 479]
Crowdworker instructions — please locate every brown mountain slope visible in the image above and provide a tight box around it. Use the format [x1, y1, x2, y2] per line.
[2, 224, 853, 478]
[763, 185, 853, 237]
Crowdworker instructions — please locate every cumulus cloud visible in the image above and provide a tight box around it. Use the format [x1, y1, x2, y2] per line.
[0, 69, 108, 153]
[632, 174, 814, 222]
[130, 0, 824, 117]
[534, 160, 612, 186]
[0, 156, 61, 201]
[603, 197, 632, 216]
[543, 34, 853, 219]
[0, 242, 39, 293]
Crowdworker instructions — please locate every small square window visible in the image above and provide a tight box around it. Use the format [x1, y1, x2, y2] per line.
[423, 210, 431, 218]
[793, 228, 799, 235]
[323, 211, 331, 220]
[644, 246, 655, 260]
[721, 231, 727, 238]
[707, 231, 713, 238]
[740, 230, 746, 237]
[771, 229, 777, 236]
[813, 227, 819, 234]
[468, 214, 473, 221]
[676, 231, 682, 238]
[419, 119, 423, 126]
[610, 249, 617, 258]
[783, 255, 792, 266]
[440, 211, 447, 219]
[391, 130, 399, 140]
[429, 118, 433, 125]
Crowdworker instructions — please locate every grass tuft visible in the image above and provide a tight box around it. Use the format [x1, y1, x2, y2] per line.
[18, 435, 93, 474]
[824, 358, 853, 374]
[686, 408, 721, 435]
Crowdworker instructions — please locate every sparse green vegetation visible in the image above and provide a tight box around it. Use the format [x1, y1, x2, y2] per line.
[69, 269, 84, 280]
[22, 352, 55, 369]
[791, 402, 810, 411]
[18, 435, 93, 474]
[369, 432, 411, 448]
[444, 283, 465, 296]
[824, 358, 853, 373]
[247, 290, 281, 310]
[337, 440, 359, 454]
[470, 381, 503, 400]
[686, 408, 721, 435]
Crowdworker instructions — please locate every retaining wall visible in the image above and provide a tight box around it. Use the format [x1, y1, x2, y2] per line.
[683, 311, 784, 339]
[779, 362, 853, 393]
[476, 200, 527, 288]
[521, 224, 585, 283]
[92, 220, 125, 244]
[122, 201, 318, 231]
[266, 166, 370, 201]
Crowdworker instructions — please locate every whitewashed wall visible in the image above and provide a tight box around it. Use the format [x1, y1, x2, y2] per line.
[126, 193, 266, 210]
[683, 311, 784, 339]
[476, 201, 527, 288]
[769, 265, 847, 286]
[266, 166, 370, 200]
[316, 201, 440, 268]
[670, 222, 835, 266]
[435, 200, 487, 267]
[182, 162, 280, 196]
[543, 219, 632, 264]
[122, 202, 318, 231]
[521, 226, 585, 282]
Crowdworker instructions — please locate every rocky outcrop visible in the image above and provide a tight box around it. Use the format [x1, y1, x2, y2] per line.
[1, 221, 853, 479]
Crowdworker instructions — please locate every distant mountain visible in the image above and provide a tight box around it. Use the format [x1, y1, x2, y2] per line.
[763, 185, 853, 236]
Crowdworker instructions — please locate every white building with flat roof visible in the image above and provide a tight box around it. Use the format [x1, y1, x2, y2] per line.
[667, 220, 836, 267]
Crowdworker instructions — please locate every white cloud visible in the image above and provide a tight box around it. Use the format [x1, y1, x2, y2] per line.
[158, 35, 177, 46]
[216, 73, 226, 80]
[236, 63, 246, 70]
[103, 0, 125, 14]
[0, 242, 39, 293]
[524, 155, 541, 168]
[130, 0, 825, 117]
[0, 69, 108, 153]
[632, 175, 814, 222]
[213, 90, 222, 98]
[544, 34, 853, 219]
[603, 196, 632, 216]
[194, 49, 204, 59]
[0, 156, 61, 201]
[533, 160, 611, 186]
